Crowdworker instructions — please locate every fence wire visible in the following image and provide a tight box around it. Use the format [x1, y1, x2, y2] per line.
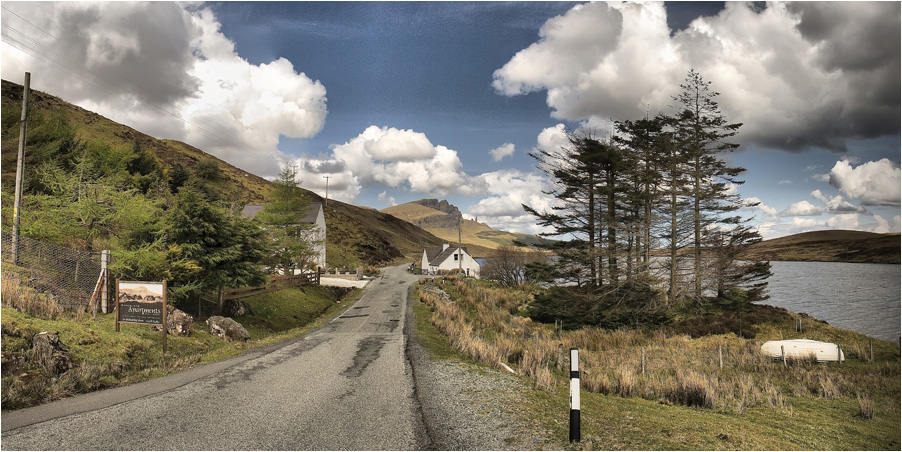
[1, 231, 102, 311]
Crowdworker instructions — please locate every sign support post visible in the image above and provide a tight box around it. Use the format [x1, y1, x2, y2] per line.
[115, 279, 120, 333]
[162, 280, 168, 354]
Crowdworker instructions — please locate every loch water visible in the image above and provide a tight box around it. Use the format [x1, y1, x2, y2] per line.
[761, 261, 901, 342]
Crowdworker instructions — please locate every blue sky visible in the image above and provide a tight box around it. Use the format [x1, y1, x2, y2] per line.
[1, 1, 899, 238]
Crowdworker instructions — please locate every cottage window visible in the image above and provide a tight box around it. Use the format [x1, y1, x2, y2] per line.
[454, 253, 459, 261]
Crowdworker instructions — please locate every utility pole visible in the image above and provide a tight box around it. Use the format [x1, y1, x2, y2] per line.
[322, 175, 331, 208]
[458, 215, 462, 274]
[12, 72, 31, 266]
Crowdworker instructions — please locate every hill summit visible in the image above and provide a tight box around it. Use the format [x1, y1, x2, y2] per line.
[402, 199, 462, 229]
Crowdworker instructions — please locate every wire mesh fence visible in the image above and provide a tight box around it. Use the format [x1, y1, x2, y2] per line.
[1, 231, 103, 311]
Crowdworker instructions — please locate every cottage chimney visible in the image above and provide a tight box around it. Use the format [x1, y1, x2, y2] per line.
[442, 243, 450, 251]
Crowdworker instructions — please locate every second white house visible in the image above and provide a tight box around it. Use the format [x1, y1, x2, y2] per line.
[421, 244, 480, 278]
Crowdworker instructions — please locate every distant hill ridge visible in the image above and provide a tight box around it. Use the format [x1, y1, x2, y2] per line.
[744, 230, 900, 264]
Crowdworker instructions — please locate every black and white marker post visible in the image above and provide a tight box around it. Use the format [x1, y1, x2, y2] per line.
[569, 347, 580, 443]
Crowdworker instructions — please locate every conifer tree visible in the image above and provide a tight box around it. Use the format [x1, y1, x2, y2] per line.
[670, 69, 744, 300]
[525, 130, 613, 287]
[162, 185, 267, 301]
[256, 165, 319, 273]
[615, 116, 665, 279]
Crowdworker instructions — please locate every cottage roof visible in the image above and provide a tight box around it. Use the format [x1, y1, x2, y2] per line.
[423, 246, 444, 263]
[241, 203, 323, 224]
[429, 246, 469, 267]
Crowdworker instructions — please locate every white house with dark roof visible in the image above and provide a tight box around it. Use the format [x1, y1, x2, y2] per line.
[241, 202, 326, 269]
[421, 243, 480, 278]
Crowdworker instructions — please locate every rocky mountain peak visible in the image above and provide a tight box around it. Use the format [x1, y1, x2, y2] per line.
[409, 199, 462, 229]
[413, 199, 461, 218]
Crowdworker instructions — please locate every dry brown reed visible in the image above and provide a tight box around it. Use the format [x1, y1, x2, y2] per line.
[1, 272, 64, 319]
[417, 275, 890, 416]
[858, 394, 875, 419]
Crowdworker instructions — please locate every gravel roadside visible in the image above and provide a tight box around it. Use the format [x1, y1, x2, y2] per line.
[406, 302, 562, 450]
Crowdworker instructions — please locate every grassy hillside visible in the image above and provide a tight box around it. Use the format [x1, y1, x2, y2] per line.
[382, 200, 546, 257]
[381, 202, 447, 224]
[743, 230, 900, 264]
[1, 80, 273, 203]
[324, 199, 444, 266]
[1, 79, 443, 266]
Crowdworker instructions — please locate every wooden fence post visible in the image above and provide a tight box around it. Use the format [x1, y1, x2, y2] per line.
[101, 250, 110, 314]
[557, 343, 565, 371]
[641, 347, 646, 375]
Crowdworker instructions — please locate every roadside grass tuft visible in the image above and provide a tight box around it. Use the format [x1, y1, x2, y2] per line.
[857, 393, 875, 420]
[1, 271, 65, 320]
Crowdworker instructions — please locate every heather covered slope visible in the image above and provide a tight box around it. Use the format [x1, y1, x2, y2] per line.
[1, 79, 442, 266]
[742, 230, 900, 264]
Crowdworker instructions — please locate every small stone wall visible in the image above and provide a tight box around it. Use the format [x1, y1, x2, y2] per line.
[319, 267, 362, 281]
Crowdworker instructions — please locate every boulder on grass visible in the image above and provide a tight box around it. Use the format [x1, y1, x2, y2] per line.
[223, 299, 252, 317]
[152, 305, 194, 336]
[206, 316, 250, 342]
[31, 331, 72, 376]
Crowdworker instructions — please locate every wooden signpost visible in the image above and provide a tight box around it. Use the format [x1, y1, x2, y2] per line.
[116, 280, 168, 352]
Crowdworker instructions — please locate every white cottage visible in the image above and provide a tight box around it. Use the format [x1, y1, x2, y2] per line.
[422, 244, 480, 278]
[242, 202, 327, 269]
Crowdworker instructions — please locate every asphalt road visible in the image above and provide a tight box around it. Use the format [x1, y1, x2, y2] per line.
[1, 264, 429, 450]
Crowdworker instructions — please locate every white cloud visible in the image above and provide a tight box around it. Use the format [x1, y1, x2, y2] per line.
[294, 160, 360, 203]
[493, 2, 900, 152]
[363, 127, 435, 162]
[466, 169, 557, 235]
[536, 123, 569, 153]
[489, 143, 516, 162]
[871, 215, 902, 234]
[742, 197, 777, 218]
[850, 214, 902, 234]
[723, 183, 739, 197]
[780, 200, 824, 217]
[1, 3, 327, 179]
[293, 125, 486, 202]
[378, 191, 397, 207]
[828, 159, 901, 206]
[810, 190, 866, 213]
[778, 187, 869, 218]
[826, 213, 859, 230]
[778, 180, 792, 185]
